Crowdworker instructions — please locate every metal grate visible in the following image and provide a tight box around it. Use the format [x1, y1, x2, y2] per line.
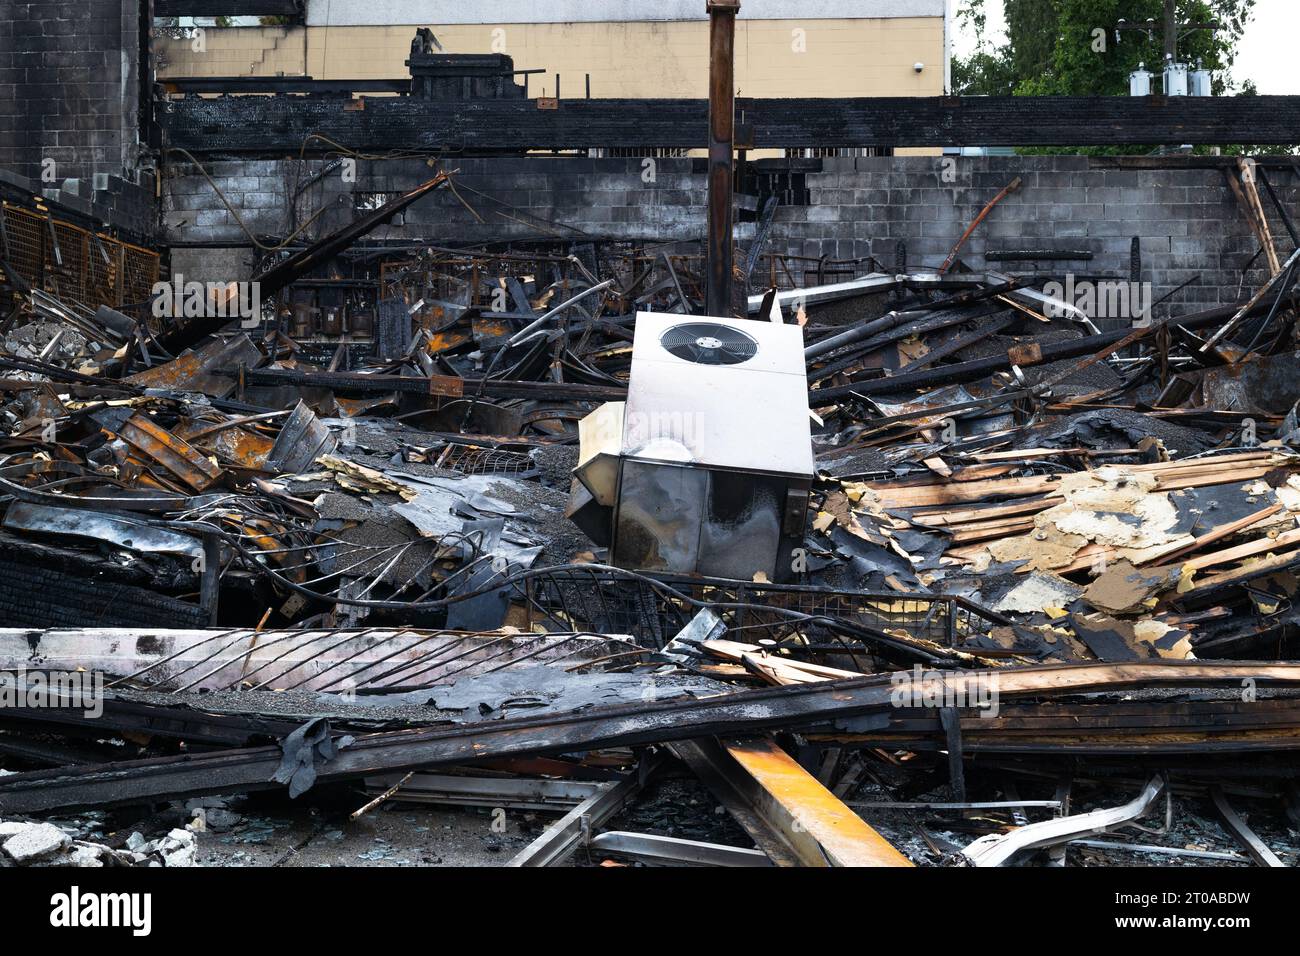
[86, 235, 120, 307]
[434, 443, 536, 476]
[517, 567, 1009, 655]
[45, 221, 88, 301]
[2, 206, 45, 289]
[121, 242, 160, 311]
[0, 202, 159, 314]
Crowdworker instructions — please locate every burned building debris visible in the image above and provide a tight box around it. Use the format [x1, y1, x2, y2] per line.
[4, 2, 1300, 884]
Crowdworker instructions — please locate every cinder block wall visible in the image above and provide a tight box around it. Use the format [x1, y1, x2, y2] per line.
[789, 155, 1275, 316]
[0, 1, 141, 186]
[163, 155, 1291, 315]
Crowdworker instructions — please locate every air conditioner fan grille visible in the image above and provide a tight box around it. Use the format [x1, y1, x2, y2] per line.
[659, 322, 758, 366]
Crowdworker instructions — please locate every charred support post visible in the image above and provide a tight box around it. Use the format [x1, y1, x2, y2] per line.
[940, 707, 966, 802]
[199, 531, 222, 626]
[706, 0, 740, 318]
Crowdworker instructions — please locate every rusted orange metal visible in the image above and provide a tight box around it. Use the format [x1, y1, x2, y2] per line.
[428, 374, 465, 397]
[426, 329, 473, 355]
[206, 427, 274, 469]
[176, 412, 282, 469]
[127, 334, 260, 397]
[118, 414, 224, 491]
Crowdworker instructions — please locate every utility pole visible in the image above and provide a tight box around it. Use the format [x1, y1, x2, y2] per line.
[1117, 0, 1221, 68]
[1163, 0, 1178, 62]
[706, 0, 740, 318]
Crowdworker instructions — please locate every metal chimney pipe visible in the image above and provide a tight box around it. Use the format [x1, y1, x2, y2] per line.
[706, 0, 740, 317]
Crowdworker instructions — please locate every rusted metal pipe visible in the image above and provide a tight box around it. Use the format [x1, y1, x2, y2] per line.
[706, 0, 740, 317]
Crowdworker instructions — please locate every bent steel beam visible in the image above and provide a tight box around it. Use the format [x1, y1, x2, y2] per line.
[962, 774, 1166, 867]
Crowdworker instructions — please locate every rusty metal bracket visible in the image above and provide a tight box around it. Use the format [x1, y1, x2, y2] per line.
[428, 374, 465, 398]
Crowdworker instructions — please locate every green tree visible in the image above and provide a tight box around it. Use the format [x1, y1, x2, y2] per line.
[1004, 0, 1063, 80]
[1027, 0, 1253, 97]
[953, 0, 1257, 97]
[951, 0, 1016, 95]
[951, 0, 1280, 153]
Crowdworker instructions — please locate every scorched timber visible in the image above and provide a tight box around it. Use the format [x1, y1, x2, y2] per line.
[5, 662, 1300, 812]
[153, 0, 301, 16]
[241, 367, 627, 403]
[162, 95, 1300, 154]
[811, 295, 1300, 402]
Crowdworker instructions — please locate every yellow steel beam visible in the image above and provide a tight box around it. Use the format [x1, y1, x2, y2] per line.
[675, 735, 913, 868]
[722, 737, 913, 867]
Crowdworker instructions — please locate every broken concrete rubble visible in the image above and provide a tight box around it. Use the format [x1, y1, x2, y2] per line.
[2, 820, 69, 863]
[0, 816, 198, 868]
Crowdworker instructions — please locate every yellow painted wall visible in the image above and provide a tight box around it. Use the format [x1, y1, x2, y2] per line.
[158, 19, 945, 99]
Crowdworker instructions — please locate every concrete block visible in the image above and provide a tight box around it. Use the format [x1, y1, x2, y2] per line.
[194, 209, 230, 227]
[2, 822, 70, 864]
[66, 844, 105, 867]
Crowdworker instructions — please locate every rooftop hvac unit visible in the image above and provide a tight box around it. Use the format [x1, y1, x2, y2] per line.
[569, 312, 814, 582]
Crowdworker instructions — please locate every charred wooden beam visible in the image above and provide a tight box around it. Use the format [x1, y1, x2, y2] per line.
[811, 294, 1300, 402]
[161, 77, 409, 96]
[0, 698, 301, 748]
[242, 367, 628, 403]
[253, 174, 450, 299]
[153, 0, 302, 15]
[161, 95, 1300, 154]
[0, 672, 901, 813]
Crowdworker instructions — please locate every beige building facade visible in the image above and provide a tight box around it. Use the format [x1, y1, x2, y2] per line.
[158, 0, 950, 101]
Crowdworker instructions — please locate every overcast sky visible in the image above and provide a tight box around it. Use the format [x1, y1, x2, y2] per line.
[949, 0, 1299, 93]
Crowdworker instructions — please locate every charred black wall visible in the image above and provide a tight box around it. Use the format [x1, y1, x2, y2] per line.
[0, 1, 143, 194]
